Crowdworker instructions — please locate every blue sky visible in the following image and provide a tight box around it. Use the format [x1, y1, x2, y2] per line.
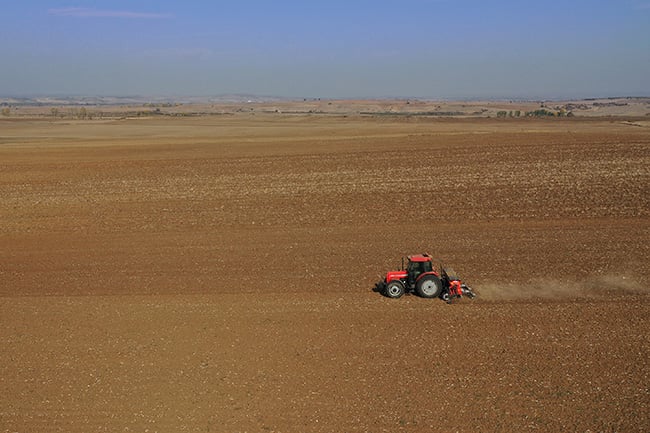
[1, 1, 649, 98]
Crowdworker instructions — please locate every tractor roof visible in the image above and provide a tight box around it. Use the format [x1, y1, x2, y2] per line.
[408, 254, 432, 262]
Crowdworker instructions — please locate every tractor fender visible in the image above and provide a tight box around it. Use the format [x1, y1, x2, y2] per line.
[415, 271, 440, 283]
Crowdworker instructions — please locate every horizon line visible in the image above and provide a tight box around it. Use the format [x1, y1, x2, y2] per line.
[1, 94, 649, 103]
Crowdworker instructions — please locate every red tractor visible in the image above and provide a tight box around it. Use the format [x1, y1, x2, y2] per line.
[374, 254, 476, 303]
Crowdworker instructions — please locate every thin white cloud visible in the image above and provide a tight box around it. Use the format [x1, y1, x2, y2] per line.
[49, 7, 172, 19]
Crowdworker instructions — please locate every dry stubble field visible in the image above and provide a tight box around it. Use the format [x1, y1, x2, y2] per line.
[1, 114, 649, 432]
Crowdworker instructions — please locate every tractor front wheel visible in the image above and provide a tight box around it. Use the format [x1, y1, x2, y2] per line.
[384, 281, 405, 299]
[416, 275, 442, 298]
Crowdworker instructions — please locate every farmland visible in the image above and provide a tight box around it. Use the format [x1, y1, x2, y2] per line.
[1, 111, 649, 432]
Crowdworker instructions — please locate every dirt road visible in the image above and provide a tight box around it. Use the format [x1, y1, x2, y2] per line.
[1, 115, 648, 432]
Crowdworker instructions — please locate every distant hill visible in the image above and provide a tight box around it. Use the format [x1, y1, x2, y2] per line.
[1, 96, 648, 118]
[0, 94, 289, 106]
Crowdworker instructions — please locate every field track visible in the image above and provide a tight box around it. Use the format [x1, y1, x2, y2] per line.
[1, 115, 648, 432]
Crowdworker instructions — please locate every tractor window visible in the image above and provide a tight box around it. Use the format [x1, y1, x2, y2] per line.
[408, 261, 429, 275]
[408, 260, 432, 279]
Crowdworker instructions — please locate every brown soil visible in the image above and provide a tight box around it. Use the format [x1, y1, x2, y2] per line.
[1, 114, 649, 432]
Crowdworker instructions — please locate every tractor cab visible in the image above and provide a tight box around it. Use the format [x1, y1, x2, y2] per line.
[406, 254, 434, 287]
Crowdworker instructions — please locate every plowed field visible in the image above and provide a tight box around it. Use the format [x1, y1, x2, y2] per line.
[1, 115, 649, 432]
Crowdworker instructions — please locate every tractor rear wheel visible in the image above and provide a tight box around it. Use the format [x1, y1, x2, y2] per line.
[384, 281, 405, 299]
[415, 275, 442, 298]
